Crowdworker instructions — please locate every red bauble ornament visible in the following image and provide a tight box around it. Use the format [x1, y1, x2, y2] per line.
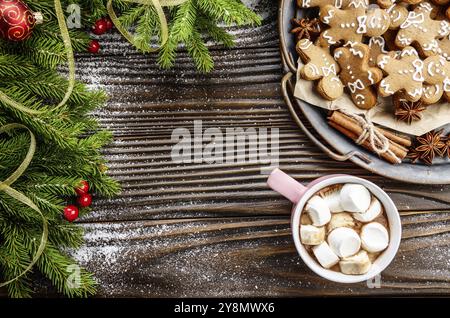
[0, 0, 36, 41]
[92, 18, 107, 35]
[75, 180, 90, 195]
[77, 193, 92, 208]
[64, 205, 79, 222]
[87, 39, 100, 53]
[104, 17, 113, 31]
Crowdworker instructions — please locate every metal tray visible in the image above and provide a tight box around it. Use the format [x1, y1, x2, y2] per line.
[278, 0, 450, 184]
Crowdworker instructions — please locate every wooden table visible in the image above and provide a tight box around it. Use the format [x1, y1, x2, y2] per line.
[39, 0, 450, 297]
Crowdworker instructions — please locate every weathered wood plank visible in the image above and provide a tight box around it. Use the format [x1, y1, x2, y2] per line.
[46, 214, 447, 297]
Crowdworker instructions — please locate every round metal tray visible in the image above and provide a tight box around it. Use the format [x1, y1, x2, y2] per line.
[278, 0, 450, 184]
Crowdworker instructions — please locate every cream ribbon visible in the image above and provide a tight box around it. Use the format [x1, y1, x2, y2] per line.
[0, 124, 48, 287]
[107, 0, 188, 52]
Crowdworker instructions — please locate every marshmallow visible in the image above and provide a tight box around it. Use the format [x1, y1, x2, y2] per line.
[354, 197, 382, 223]
[300, 225, 325, 245]
[339, 250, 372, 275]
[327, 212, 355, 233]
[328, 227, 361, 258]
[305, 195, 331, 226]
[361, 222, 389, 253]
[322, 189, 344, 213]
[340, 184, 371, 213]
[312, 242, 340, 269]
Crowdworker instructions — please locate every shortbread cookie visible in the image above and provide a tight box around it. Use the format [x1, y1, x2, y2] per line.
[297, 0, 368, 9]
[334, 43, 383, 109]
[319, 6, 390, 46]
[296, 39, 344, 100]
[395, 2, 450, 57]
[422, 55, 450, 103]
[377, 46, 424, 101]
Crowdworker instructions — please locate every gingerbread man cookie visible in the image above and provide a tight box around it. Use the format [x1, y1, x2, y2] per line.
[297, 0, 368, 9]
[377, 46, 425, 101]
[319, 6, 391, 46]
[369, 36, 389, 67]
[334, 43, 383, 109]
[421, 55, 450, 103]
[439, 35, 450, 61]
[296, 39, 344, 100]
[395, 2, 450, 57]
[386, 3, 409, 30]
[377, 0, 423, 9]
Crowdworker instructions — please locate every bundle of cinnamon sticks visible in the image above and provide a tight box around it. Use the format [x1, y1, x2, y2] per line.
[328, 111, 411, 164]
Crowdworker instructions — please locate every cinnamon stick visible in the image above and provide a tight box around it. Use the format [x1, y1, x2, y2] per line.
[328, 111, 407, 161]
[328, 121, 401, 164]
[376, 127, 412, 148]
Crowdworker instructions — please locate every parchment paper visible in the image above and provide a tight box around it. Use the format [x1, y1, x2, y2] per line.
[294, 59, 450, 136]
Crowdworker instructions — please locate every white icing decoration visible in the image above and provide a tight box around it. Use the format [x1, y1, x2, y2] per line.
[369, 37, 388, 53]
[397, 34, 410, 46]
[409, 87, 423, 97]
[355, 94, 365, 105]
[368, 71, 375, 84]
[335, 0, 343, 8]
[400, 12, 424, 29]
[444, 78, 450, 92]
[307, 64, 320, 77]
[323, 10, 335, 24]
[322, 64, 337, 76]
[299, 39, 313, 50]
[334, 50, 343, 59]
[323, 31, 336, 44]
[350, 48, 364, 58]
[412, 59, 424, 82]
[427, 61, 436, 77]
[380, 79, 394, 94]
[401, 48, 417, 57]
[348, 79, 364, 93]
[302, 0, 311, 7]
[378, 55, 390, 69]
[419, 2, 432, 12]
[356, 15, 367, 34]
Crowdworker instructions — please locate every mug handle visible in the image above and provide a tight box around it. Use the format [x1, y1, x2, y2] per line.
[267, 168, 307, 204]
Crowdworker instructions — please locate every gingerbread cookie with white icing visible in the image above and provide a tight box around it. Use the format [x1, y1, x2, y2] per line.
[377, 46, 425, 102]
[319, 6, 391, 46]
[368, 36, 389, 67]
[395, 2, 450, 57]
[297, 0, 368, 9]
[421, 55, 450, 103]
[386, 3, 409, 30]
[296, 39, 344, 100]
[334, 42, 384, 109]
[377, 0, 423, 9]
[439, 35, 450, 61]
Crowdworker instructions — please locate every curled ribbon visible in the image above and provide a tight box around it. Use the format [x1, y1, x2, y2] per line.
[0, 124, 48, 287]
[107, 0, 188, 52]
[0, 0, 75, 115]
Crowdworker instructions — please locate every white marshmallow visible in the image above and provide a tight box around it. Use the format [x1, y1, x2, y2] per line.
[339, 250, 372, 275]
[361, 222, 389, 253]
[327, 227, 361, 258]
[353, 197, 382, 223]
[300, 225, 325, 245]
[322, 190, 344, 213]
[305, 195, 331, 226]
[327, 212, 355, 233]
[340, 184, 371, 213]
[312, 242, 340, 269]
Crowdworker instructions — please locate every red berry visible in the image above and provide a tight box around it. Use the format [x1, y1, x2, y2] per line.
[75, 180, 90, 195]
[92, 18, 108, 35]
[104, 17, 113, 31]
[64, 205, 79, 222]
[87, 39, 100, 53]
[77, 193, 92, 208]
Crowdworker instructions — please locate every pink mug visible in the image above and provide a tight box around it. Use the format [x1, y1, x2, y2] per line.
[267, 168, 401, 283]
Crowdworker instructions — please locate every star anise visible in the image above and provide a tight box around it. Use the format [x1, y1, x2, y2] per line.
[291, 18, 321, 42]
[406, 148, 421, 164]
[414, 130, 446, 165]
[440, 134, 450, 159]
[394, 98, 425, 125]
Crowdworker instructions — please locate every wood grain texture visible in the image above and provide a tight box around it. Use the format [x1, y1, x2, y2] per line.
[4, 0, 450, 297]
